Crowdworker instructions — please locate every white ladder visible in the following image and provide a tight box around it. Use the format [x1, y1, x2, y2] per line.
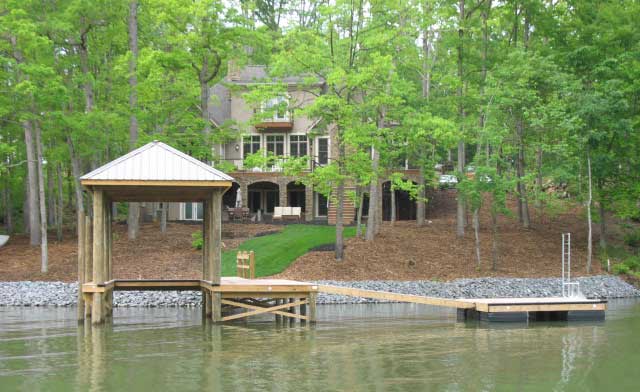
[562, 233, 580, 297]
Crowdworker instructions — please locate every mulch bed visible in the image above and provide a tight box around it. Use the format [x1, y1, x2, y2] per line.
[272, 191, 606, 281]
[0, 191, 609, 282]
[0, 223, 281, 282]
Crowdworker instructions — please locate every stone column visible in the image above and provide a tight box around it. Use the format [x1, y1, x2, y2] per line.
[240, 181, 248, 208]
[278, 179, 287, 207]
[305, 184, 314, 222]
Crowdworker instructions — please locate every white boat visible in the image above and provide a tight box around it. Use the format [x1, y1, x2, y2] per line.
[0, 235, 9, 248]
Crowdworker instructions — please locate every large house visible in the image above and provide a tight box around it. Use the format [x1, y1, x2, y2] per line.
[164, 64, 421, 224]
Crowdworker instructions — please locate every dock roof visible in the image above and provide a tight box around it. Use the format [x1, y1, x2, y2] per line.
[80, 141, 233, 202]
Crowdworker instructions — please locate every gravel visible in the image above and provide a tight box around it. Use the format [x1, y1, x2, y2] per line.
[0, 275, 637, 307]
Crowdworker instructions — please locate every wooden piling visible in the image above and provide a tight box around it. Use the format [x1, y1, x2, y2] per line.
[205, 190, 223, 322]
[308, 292, 317, 323]
[84, 215, 92, 319]
[91, 190, 104, 324]
[77, 210, 86, 321]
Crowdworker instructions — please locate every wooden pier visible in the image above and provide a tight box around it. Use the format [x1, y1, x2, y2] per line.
[82, 277, 318, 323]
[81, 280, 606, 323]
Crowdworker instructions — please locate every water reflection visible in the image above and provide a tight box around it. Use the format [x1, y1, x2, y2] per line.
[0, 301, 638, 391]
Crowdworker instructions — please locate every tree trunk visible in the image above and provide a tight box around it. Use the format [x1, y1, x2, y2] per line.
[67, 136, 85, 222]
[473, 208, 481, 267]
[23, 181, 29, 234]
[127, 0, 140, 240]
[56, 164, 64, 241]
[599, 198, 606, 250]
[24, 120, 40, 246]
[160, 203, 167, 233]
[491, 205, 498, 271]
[516, 119, 530, 228]
[456, 141, 466, 237]
[586, 153, 593, 273]
[2, 177, 12, 234]
[535, 145, 543, 211]
[335, 181, 345, 261]
[456, 0, 466, 239]
[366, 146, 379, 241]
[356, 189, 364, 238]
[34, 123, 48, 273]
[416, 167, 426, 227]
[47, 164, 55, 226]
[390, 187, 396, 225]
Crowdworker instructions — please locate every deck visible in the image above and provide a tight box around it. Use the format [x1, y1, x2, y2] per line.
[81, 279, 607, 323]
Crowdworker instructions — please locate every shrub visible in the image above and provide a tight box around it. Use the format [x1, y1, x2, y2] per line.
[624, 230, 640, 250]
[191, 230, 203, 250]
[612, 263, 630, 275]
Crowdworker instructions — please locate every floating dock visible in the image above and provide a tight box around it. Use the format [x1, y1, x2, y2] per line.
[82, 278, 606, 324]
[316, 285, 606, 322]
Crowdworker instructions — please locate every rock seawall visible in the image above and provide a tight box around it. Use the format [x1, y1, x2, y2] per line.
[0, 276, 637, 307]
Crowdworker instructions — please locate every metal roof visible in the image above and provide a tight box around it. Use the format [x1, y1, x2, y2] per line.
[80, 141, 234, 182]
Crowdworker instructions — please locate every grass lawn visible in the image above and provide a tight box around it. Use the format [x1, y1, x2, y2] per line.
[221, 224, 356, 277]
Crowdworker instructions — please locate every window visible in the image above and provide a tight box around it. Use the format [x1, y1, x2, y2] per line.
[289, 135, 308, 157]
[317, 137, 329, 165]
[243, 135, 261, 157]
[315, 192, 328, 217]
[182, 202, 203, 221]
[264, 96, 289, 121]
[266, 135, 285, 156]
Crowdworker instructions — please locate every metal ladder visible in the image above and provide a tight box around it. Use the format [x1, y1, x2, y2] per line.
[562, 233, 580, 297]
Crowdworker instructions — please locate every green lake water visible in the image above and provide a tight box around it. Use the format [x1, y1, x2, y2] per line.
[1, 300, 639, 391]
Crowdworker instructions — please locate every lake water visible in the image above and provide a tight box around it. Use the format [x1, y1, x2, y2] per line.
[1, 300, 639, 391]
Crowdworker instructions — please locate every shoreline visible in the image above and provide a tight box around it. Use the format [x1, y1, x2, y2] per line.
[0, 275, 638, 307]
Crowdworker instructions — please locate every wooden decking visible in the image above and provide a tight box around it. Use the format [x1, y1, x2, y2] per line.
[82, 277, 318, 323]
[81, 279, 607, 323]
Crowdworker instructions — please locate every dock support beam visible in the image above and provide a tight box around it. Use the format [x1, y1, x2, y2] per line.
[204, 190, 223, 323]
[91, 190, 105, 325]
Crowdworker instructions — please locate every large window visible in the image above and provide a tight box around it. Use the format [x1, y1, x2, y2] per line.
[317, 137, 329, 165]
[182, 202, 203, 221]
[266, 135, 285, 156]
[290, 135, 308, 157]
[315, 192, 328, 217]
[243, 135, 261, 157]
[264, 96, 289, 121]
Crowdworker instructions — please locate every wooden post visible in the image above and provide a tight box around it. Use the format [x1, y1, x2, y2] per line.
[211, 292, 222, 322]
[104, 197, 113, 317]
[77, 210, 86, 321]
[206, 190, 223, 322]
[84, 215, 92, 319]
[300, 297, 307, 325]
[308, 292, 317, 323]
[275, 299, 282, 323]
[288, 298, 296, 326]
[202, 199, 211, 318]
[209, 191, 222, 284]
[91, 189, 104, 324]
[249, 251, 255, 279]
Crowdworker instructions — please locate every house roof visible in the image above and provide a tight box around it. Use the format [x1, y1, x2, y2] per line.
[80, 141, 234, 183]
[228, 65, 324, 85]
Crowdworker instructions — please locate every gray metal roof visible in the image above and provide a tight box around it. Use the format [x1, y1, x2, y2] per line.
[80, 141, 234, 182]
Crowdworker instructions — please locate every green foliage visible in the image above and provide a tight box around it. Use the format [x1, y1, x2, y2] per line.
[191, 230, 203, 250]
[624, 230, 640, 251]
[612, 256, 640, 278]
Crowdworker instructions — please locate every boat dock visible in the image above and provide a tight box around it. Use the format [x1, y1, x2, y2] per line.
[81, 278, 606, 323]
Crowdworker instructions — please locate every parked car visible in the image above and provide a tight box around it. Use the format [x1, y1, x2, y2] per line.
[438, 174, 458, 188]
